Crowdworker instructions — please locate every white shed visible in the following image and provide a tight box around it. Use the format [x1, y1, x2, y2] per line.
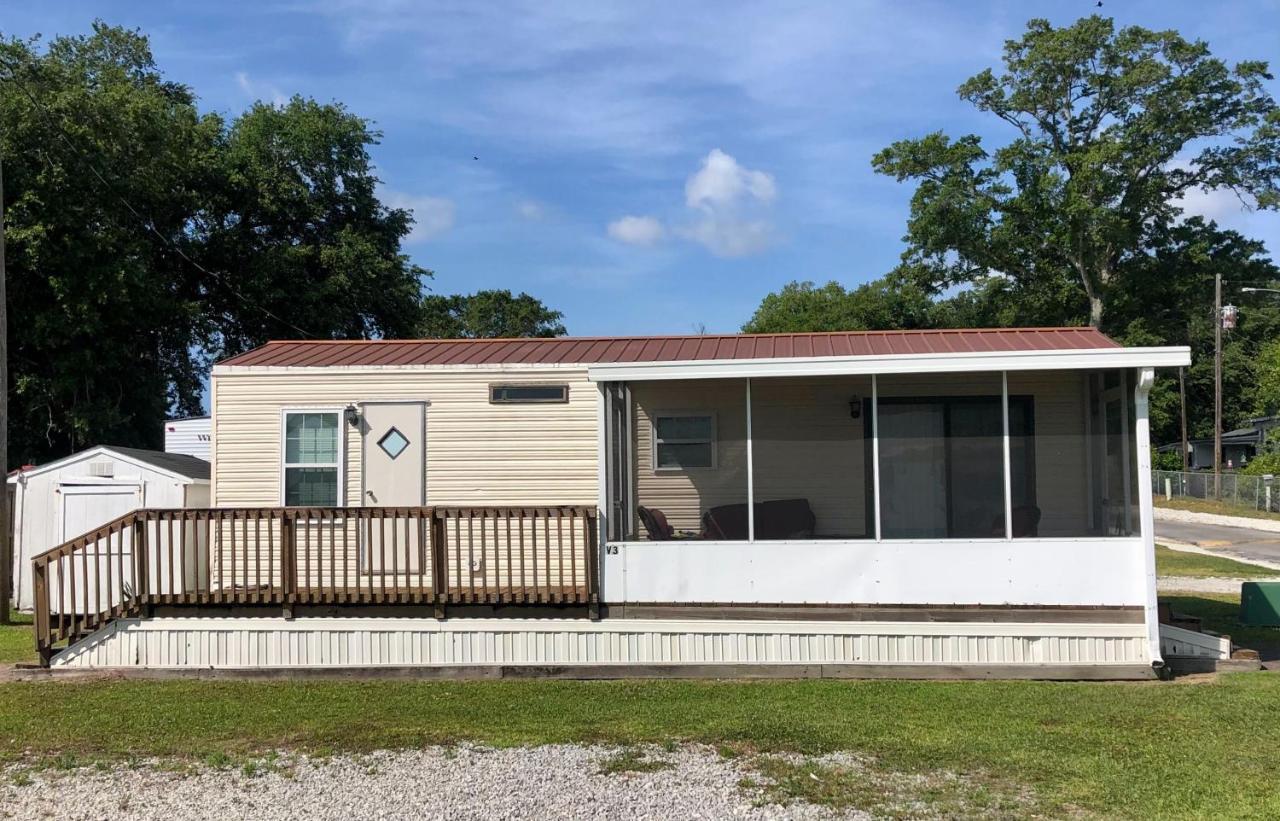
[164, 416, 211, 461]
[6, 446, 210, 612]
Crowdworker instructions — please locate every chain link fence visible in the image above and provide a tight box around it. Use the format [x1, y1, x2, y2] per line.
[1152, 470, 1280, 514]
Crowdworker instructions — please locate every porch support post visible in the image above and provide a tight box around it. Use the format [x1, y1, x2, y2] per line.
[745, 378, 755, 543]
[1001, 371, 1013, 540]
[597, 382, 610, 544]
[1133, 367, 1163, 668]
[1120, 370, 1134, 533]
[871, 374, 881, 542]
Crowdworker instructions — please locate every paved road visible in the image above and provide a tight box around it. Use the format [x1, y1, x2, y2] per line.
[1156, 518, 1280, 567]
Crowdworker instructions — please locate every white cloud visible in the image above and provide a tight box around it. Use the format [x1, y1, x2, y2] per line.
[679, 149, 778, 257]
[685, 148, 776, 210]
[383, 191, 457, 242]
[606, 149, 779, 256]
[607, 215, 664, 246]
[679, 218, 773, 257]
[517, 200, 548, 221]
[301, 1, 997, 162]
[234, 71, 287, 106]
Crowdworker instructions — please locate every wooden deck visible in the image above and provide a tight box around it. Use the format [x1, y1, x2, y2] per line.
[30, 505, 598, 664]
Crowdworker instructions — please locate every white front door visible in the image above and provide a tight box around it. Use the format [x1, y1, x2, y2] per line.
[360, 402, 427, 574]
[361, 401, 426, 507]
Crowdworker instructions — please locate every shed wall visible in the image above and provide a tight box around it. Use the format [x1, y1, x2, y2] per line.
[9, 454, 195, 611]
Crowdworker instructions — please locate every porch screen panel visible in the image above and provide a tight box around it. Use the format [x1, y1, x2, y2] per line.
[875, 372, 1007, 539]
[749, 376, 872, 540]
[631, 378, 749, 540]
[1005, 370, 1136, 538]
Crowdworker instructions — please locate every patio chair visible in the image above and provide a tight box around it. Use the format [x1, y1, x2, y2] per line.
[638, 506, 677, 540]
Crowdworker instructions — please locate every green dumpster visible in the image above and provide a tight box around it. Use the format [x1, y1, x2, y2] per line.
[1240, 582, 1280, 626]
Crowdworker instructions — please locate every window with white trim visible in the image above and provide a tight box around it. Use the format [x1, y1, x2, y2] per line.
[283, 411, 341, 506]
[652, 412, 716, 470]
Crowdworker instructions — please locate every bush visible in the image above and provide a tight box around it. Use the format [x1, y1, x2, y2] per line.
[1243, 451, 1280, 476]
[1153, 451, 1185, 471]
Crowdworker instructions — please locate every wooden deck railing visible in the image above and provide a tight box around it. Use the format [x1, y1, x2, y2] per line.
[31, 505, 598, 664]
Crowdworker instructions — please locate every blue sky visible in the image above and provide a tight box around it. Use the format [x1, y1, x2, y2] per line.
[6, 0, 1280, 335]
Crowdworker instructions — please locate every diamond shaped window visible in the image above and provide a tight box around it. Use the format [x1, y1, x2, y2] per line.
[377, 427, 410, 460]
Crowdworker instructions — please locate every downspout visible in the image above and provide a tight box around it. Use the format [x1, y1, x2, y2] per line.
[1133, 367, 1164, 671]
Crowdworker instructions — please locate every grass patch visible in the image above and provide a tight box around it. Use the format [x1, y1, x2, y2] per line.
[749, 755, 1035, 819]
[2, 675, 1280, 817]
[1156, 496, 1280, 521]
[0, 614, 36, 665]
[596, 748, 674, 775]
[1155, 545, 1278, 579]
[1160, 591, 1280, 646]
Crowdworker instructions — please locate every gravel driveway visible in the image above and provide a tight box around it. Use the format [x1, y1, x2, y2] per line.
[2, 745, 873, 821]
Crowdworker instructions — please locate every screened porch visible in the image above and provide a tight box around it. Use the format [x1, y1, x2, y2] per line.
[602, 369, 1143, 545]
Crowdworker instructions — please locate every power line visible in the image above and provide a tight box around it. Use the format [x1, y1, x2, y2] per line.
[0, 53, 314, 339]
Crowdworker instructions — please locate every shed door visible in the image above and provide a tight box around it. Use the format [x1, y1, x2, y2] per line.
[60, 484, 141, 542]
[58, 483, 142, 614]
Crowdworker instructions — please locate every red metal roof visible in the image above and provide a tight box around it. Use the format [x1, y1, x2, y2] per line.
[217, 327, 1121, 368]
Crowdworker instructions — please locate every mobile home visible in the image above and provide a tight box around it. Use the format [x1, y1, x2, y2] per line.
[30, 328, 1191, 677]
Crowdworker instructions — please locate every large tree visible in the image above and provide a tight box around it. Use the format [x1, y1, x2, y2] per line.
[418, 290, 566, 338]
[1104, 219, 1280, 444]
[0, 24, 428, 464]
[872, 16, 1280, 329]
[741, 276, 939, 333]
[196, 98, 427, 354]
[0, 25, 220, 460]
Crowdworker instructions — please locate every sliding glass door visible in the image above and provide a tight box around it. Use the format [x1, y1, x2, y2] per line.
[877, 393, 1031, 539]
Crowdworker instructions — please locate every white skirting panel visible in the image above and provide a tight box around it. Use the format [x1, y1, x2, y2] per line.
[53, 617, 1152, 669]
[602, 538, 1149, 606]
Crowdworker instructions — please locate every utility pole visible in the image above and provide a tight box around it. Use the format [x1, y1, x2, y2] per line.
[1214, 272, 1223, 500]
[1178, 366, 1188, 473]
[0, 155, 9, 625]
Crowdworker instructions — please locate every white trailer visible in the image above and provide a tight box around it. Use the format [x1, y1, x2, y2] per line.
[163, 416, 211, 461]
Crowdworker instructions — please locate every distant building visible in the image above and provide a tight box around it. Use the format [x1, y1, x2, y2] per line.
[164, 415, 211, 460]
[1158, 415, 1280, 469]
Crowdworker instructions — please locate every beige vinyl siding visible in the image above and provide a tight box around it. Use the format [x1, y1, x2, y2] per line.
[210, 367, 597, 593]
[212, 367, 598, 508]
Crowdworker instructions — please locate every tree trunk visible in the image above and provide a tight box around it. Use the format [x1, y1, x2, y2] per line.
[1088, 294, 1104, 328]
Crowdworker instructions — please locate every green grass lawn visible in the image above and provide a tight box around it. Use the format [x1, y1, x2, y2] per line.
[2, 589, 1277, 817]
[0, 614, 35, 665]
[1156, 495, 1280, 521]
[2, 673, 1280, 818]
[1160, 591, 1280, 646]
[1155, 545, 1279, 579]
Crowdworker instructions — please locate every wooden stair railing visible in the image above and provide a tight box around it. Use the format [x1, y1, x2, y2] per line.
[32, 505, 598, 665]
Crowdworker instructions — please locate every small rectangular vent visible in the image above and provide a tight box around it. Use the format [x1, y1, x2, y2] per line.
[87, 461, 115, 478]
